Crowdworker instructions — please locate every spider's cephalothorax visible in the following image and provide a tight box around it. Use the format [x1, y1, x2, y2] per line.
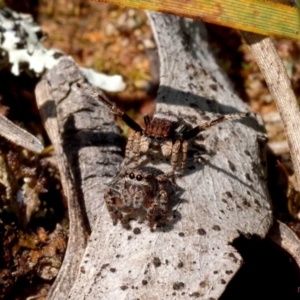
[104, 167, 177, 231]
[79, 84, 249, 172]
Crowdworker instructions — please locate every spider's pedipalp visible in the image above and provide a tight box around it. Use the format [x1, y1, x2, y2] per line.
[182, 112, 249, 141]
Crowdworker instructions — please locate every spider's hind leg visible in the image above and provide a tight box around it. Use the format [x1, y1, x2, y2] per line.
[171, 140, 181, 172]
[181, 140, 188, 172]
[124, 131, 142, 166]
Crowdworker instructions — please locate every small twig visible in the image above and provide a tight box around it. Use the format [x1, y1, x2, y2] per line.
[241, 32, 300, 190]
[267, 219, 300, 269]
[0, 114, 43, 153]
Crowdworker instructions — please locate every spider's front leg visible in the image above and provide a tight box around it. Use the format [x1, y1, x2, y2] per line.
[148, 200, 159, 231]
[158, 190, 169, 226]
[104, 188, 123, 225]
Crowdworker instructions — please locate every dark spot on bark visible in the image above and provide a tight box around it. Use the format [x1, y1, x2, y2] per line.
[116, 254, 120, 258]
[179, 232, 185, 237]
[243, 199, 251, 208]
[209, 84, 217, 91]
[120, 285, 128, 290]
[225, 191, 233, 198]
[133, 227, 141, 234]
[228, 160, 236, 172]
[193, 261, 196, 264]
[131, 286, 134, 289]
[178, 261, 184, 268]
[220, 209, 225, 214]
[144, 270, 148, 274]
[128, 235, 132, 240]
[165, 259, 169, 265]
[199, 281, 206, 287]
[213, 270, 218, 274]
[220, 279, 226, 284]
[222, 199, 227, 203]
[173, 282, 185, 290]
[209, 298, 216, 300]
[225, 270, 233, 274]
[236, 204, 242, 210]
[190, 291, 201, 297]
[80, 266, 85, 273]
[153, 257, 161, 267]
[254, 199, 261, 207]
[245, 173, 252, 181]
[172, 292, 176, 296]
[229, 252, 239, 263]
[197, 228, 206, 235]
[247, 190, 251, 195]
[101, 263, 109, 269]
[187, 165, 196, 170]
[110, 268, 116, 272]
[212, 225, 221, 231]
[142, 280, 148, 285]
[244, 150, 250, 156]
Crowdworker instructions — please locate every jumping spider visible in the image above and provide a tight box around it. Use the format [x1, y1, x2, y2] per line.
[79, 84, 249, 172]
[104, 166, 177, 231]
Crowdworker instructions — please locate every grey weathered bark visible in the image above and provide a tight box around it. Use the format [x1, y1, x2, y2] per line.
[64, 13, 271, 300]
[35, 57, 124, 299]
[0, 114, 43, 153]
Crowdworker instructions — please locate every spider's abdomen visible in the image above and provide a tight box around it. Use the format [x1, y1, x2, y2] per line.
[145, 114, 179, 138]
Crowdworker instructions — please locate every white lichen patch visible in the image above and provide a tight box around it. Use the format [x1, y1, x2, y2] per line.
[0, 7, 126, 92]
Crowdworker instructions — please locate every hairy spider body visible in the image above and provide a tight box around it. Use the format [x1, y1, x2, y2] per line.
[79, 84, 249, 172]
[104, 167, 176, 231]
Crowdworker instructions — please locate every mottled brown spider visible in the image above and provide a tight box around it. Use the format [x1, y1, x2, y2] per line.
[79, 83, 249, 172]
[104, 166, 177, 231]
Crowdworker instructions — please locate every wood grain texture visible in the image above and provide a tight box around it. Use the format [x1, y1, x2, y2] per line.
[0, 114, 43, 153]
[67, 13, 272, 300]
[35, 57, 124, 299]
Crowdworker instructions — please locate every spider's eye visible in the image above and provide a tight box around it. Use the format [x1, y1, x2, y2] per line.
[129, 173, 135, 179]
[136, 174, 143, 181]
